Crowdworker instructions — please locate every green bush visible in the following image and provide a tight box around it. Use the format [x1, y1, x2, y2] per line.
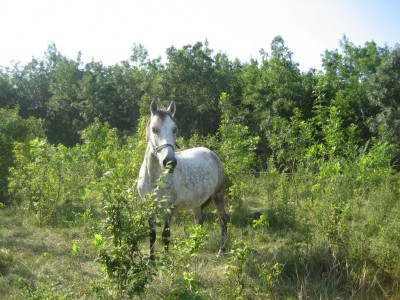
[8, 138, 96, 226]
[0, 107, 44, 204]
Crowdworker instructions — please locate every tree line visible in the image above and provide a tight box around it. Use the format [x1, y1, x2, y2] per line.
[1, 36, 399, 199]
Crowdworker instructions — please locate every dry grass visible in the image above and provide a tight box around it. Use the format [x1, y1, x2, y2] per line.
[0, 209, 102, 299]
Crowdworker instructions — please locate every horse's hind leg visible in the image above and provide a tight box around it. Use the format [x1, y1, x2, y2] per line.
[193, 207, 204, 226]
[213, 190, 228, 256]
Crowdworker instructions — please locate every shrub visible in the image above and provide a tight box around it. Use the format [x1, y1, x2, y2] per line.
[8, 138, 95, 226]
[0, 107, 44, 204]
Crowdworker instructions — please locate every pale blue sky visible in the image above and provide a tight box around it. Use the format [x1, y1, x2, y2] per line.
[1, 0, 399, 71]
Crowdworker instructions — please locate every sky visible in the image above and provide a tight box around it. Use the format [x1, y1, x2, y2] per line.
[0, 0, 399, 71]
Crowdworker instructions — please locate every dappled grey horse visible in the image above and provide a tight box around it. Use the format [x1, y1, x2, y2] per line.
[137, 100, 228, 260]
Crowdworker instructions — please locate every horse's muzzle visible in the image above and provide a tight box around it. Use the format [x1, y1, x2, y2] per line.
[164, 158, 177, 173]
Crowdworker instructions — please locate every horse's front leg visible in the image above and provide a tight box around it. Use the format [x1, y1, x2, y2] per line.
[162, 221, 170, 251]
[149, 218, 156, 260]
[162, 209, 173, 252]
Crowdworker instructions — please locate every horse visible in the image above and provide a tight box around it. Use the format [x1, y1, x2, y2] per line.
[137, 100, 228, 260]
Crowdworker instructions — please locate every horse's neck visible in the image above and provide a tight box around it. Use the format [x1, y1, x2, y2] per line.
[142, 144, 163, 185]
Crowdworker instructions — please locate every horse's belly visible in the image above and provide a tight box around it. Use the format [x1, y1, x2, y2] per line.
[173, 189, 213, 210]
[172, 176, 217, 209]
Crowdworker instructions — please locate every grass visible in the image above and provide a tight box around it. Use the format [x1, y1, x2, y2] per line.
[1, 172, 399, 299]
[0, 209, 102, 299]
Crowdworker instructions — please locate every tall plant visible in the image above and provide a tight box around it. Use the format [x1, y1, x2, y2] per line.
[88, 120, 163, 297]
[215, 93, 259, 199]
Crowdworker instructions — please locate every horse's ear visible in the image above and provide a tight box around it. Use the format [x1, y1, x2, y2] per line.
[150, 100, 158, 115]
[167, 101, 176, 117]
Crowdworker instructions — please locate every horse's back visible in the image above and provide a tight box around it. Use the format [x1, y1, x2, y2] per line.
[177, 147, 221, 164]
[176, 147, 224, 178]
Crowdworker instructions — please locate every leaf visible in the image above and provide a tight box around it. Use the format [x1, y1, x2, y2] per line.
[72, 242, 79, 256]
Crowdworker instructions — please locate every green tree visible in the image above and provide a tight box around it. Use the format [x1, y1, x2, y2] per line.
[1, 44, 66, 119]
[320, 37, 390, 142]
[0, 68, 16, 109]
[78, 61, 116, 126]
[153, 41, 237, 138]
[215, 93, 260, 198]
[367, 46, 400, 162]
[47, 53, 83, 146]
[240, 36, 314, 167]
[7, 58, 51, 119]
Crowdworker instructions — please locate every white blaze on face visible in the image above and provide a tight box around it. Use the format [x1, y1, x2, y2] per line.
[150, 114, 177, 169]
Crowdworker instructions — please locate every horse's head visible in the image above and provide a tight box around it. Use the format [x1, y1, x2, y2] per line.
[147, 100, 178, 173]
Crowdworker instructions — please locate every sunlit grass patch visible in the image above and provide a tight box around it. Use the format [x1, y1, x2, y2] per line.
[0, 209, 102, 299]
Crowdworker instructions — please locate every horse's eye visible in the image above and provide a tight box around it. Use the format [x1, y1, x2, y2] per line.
[152, 127, 158, 134]
[173, 127, 177, 134]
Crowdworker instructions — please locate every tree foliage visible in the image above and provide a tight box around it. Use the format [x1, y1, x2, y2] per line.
[0, 37, 397, 160]
[367, 46, 400, 161]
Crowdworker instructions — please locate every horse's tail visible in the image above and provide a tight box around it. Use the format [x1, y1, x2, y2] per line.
[209, 150, 226, 191]
[201, 149, 224, 210]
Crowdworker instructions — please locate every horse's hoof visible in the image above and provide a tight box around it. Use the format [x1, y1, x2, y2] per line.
[216, 249, 226, 257]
